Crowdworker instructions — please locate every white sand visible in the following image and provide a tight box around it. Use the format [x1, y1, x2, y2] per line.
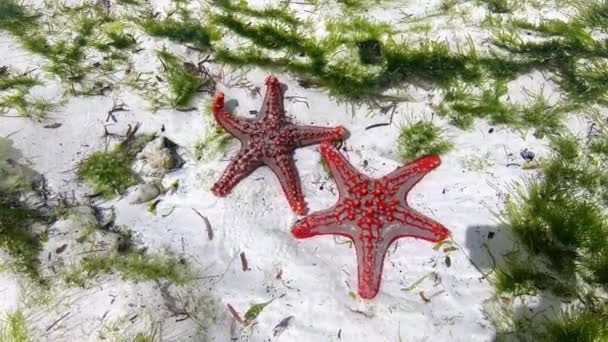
[0, 0, 586, 340]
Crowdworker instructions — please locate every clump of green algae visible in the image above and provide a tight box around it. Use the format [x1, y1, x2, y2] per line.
[488, 121, 608, 340]
[157, 50, 211, 108]
[0, 138, 46, 284]
[397, 121, 453, 160]
[0, 309, 30, 342]
[77, 126, 154, 198]
[64, 248, 193, 286]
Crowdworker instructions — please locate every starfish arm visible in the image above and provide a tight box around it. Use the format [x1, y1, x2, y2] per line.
[265, 153, 308, 214]
[258, 75, 284, 126]
[319, 141, 369, 196]
[352, 213, 448, 300]
[290, 125, 347, 147]
[292, 206, 356, 238]
[353, 236, 389, 299]
[211, 147, 261, 196]
[383, 155, 441, 196]
[212, 93, 255, 137]
[388, 206, 450, 242]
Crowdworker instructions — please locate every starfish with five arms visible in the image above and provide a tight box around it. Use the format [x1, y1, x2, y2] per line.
[292, 142, 450, 299]
[211, 76, 347, 214]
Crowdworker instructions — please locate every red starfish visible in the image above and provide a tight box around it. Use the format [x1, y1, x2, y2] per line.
[211, 76, 347, 214]
[292, 142, 449, 299]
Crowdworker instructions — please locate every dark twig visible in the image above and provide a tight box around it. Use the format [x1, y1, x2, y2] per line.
[46, 312, 70, 332]
[286, 95, 309, 108]
[227, 304, 244, 325]
[158, 281, 187, 316]
[175, 107, 197, 112]
[349, 308, 374, 319]
[273, 316, 294, 337]
[43, 123, 62, 129]
[365, 123, 390, 130]
[240, 252, 249, 271]
[483, 243, 497, 270]
[106, 104, 128, 123]
[191, 208, 213, 240]
[119, 122, 141, 150]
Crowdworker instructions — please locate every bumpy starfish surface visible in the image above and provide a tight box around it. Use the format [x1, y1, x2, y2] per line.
[211, 76, 347, 214]
[292, 142, 449, 299]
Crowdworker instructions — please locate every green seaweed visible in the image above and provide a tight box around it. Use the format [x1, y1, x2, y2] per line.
[140, 16, 214, 51]
[0, 205, 43, 284]
[489, 112, 608, 338]
[0, 139, 46, 284]
[77, 150, 139, 198]
[438, 80, 517, 129]
[207, 1, 608, 135]
[133, 332, 156, 342]
[498, 130, 608, 330]
[0, 88, 54, 120]
[576, 1, 608, 31]
[64, 249, 193, 286]
[0, 0, 37, 34]
[0, 0, 136, 95]
[0, 310, 29, 342]
[212, 0, 303, 27]
[397, 121, 452, 160]
[157, 50, 209, 107]
[493, 256, 577, 298]
[244, 299, 273, 323]
[477, 0, 516, 13]
[194, 129, 231, 161]
[543, 303, 608, 342]
[0, 74, 39, 91]
[77, 131, 154, 198]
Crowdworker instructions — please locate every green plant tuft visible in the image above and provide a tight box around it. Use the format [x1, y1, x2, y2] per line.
[0, 0, 36, 34]
[0, 205, 43, 284]
[0, 87, 54, 121]
[0, 138, 45, 284]
[64, 249, 193, 286]
[0, 73, 39, 91]
[543, 303, 608, 342]
[0, 310, 29, 342]
[397, 121, 452, 160]
[477, 0, 515, 13]
[140, 16, 214, 51]
[494, 256, 577, 298]
[504, 132, 608, 289]
[77, 130, 154, 198]
[157, 50, 209, 108]
[77, 150, 139, 198]
[212, 0, 303, 27]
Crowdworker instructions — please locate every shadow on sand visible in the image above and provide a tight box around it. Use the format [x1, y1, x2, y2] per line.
[464, 224, 564, 341]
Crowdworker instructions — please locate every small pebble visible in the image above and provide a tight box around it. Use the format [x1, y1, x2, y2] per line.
[56, 244, 68, 254]
[129, 183, 161, 204]
[520, 148, 535, 161]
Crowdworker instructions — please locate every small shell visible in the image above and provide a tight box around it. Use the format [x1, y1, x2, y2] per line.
[129, 183, 160, 204]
